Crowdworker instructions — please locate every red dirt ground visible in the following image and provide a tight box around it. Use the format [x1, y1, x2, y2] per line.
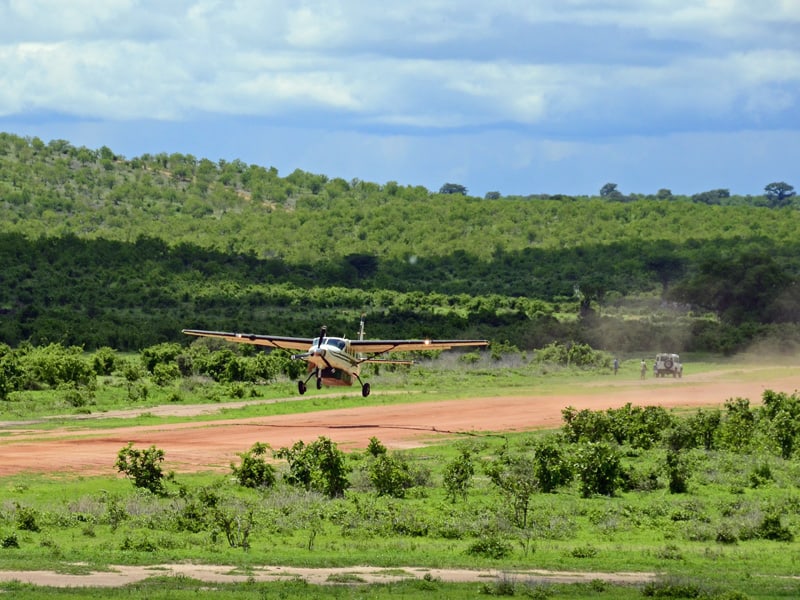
[2, 367, 798, 478]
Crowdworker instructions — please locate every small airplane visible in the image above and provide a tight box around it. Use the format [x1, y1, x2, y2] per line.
[182, 316, 489, 397]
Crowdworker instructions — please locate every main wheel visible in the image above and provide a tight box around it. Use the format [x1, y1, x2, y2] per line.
[316, 378, 322, 390]
[297, 380, 307, 395]
[361, 382, 371, 398]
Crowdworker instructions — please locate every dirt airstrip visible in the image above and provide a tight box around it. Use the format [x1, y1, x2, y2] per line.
[0, 366, 798, 587]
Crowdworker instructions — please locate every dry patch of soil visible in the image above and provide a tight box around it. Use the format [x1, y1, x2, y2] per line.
[0, 563, 656, 587]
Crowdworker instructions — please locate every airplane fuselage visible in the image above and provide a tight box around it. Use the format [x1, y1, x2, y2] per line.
[301, 336, 360, 387]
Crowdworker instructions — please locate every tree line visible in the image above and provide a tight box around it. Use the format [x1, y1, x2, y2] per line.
[1, 132, 799, 354]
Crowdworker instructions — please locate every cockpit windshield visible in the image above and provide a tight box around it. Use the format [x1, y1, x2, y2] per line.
[311, 337, 347, 351]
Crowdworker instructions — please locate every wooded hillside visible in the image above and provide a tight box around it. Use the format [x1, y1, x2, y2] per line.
[1, 132, 798, 353]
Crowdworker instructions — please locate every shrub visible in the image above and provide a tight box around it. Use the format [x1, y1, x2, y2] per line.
[757, 513, 793, 542]
[536, 341, 607, 368]
[152, 362, 180, 386]
[717, 398, 755, 452]
[443, 448, 475, 503]
[92, 346, 117, 375]
[0, 343, 22, 400]
[749, 462, 773, 488]
[370, 453, 415, 498]
[573, 442, 623, 498]
[665, 450, 690, 494]
[561, 407, 611, 443]
[686, 408, 721, 450]
[531, 435, 573, 492]
[569, 544, 598, 558]
[231, 442, 276, 489]
[115, 442, 172, 496]
[18, 343, 95, 389]
[15, 504, 40, 532]
[466, 535, 513, 559]
[140, 342, 182, 374]
[485, 451, 539, 528]
[61, 385, 94, 408]
[366, 436, 387, 457]
[275, 436, 350, 498]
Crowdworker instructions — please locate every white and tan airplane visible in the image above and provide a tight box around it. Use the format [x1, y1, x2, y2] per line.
[183, 316, 488, 397]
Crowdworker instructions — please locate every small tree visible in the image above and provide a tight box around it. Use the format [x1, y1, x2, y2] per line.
[92, 346, 117, 376]
[531, 436, 573, 493]
[717, 398, 755, 452]
[115, 442, 171, 495]
[275, 436, 350, 498]
[573, 442, 623, 497]
[443, 447, 475, 503]
[231, 442, 276, 488]
[366, 436, 387, 457]
[686, 407, 721, 450]
[0, 344, 21, 401]
[485, 451, 539, 528]
[764, 181, 795, 208]
[370, 453, 415, 498]
[439, 182, 467, 195]
[140, 342, 182, 374]
[599, 182, 624, 200]
[664, 449, 690, 494]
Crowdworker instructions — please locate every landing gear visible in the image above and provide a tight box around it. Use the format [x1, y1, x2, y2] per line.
[361, 382, 371, 398]
[298, 368, 320, 395]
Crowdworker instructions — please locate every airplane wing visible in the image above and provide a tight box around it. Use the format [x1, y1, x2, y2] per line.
[350, 339, 489, 355]
[182, 329, 312, 351]
[183, 329, 489, 355]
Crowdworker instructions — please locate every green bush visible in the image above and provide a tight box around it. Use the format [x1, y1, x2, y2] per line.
[18, 343, 95, 389]
[231, 442, 276, 489]
[115, 442, 172, 496]
[370, 453, 415, 498]
[466, 535, 513, 559]
[573, 442, 623, 498]
[92, 346, 117, 375]
[15, 504, 40, 532]
[275, 436, 350, 498]
[443, 448, 475, 502]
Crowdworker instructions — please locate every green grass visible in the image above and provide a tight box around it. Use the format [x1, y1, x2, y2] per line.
[2, 359, 800, 597]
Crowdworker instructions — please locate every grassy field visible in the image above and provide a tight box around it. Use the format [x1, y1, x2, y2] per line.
[2, 357, 800, 598]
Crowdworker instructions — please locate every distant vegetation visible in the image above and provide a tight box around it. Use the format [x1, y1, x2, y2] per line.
[1, 132, 798, 354]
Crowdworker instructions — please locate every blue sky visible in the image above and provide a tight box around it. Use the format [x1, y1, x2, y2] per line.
[1, 1, 798, 197]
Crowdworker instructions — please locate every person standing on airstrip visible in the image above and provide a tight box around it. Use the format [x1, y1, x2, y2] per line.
[613, 358, 619, 375]
[640, 359, 647, 380]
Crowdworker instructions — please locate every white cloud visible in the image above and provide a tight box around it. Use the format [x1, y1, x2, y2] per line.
[0, 1, 798, 195]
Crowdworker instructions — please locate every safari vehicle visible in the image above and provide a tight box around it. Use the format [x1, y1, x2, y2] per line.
[654, 353, 683, 378]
